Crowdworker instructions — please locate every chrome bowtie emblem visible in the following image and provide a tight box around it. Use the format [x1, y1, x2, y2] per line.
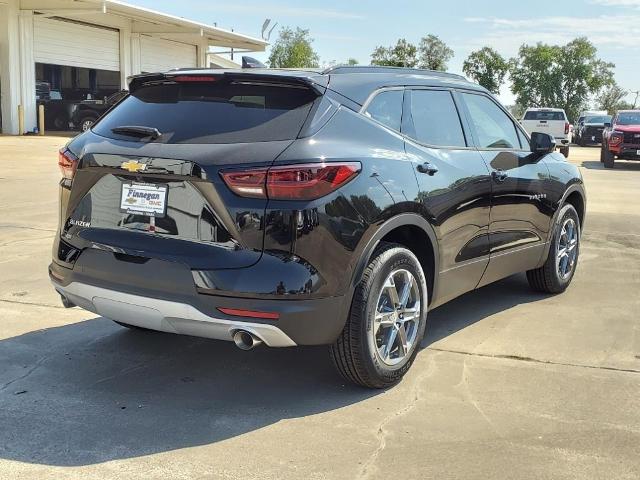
[120, 160, 147, 173]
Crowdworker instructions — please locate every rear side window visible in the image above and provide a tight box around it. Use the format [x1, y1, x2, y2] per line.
[364, 90, 403, 132]
[408, 90, 466, 147]
[462, 93, 520, 149]
[93, 81, 318, 144]
[523, 110, 566, 121]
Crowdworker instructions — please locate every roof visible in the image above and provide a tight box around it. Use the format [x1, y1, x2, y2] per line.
[23, 0, 268, 51]
[322, 65, 467, 81]
[525, 107, 566, 111]
[618, 110, 640, 113]
[324, 70, 482, 106]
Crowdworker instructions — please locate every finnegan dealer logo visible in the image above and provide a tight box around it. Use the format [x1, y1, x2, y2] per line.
[126, 189, 161, 201]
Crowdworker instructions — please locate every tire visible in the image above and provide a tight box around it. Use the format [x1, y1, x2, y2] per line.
[79, 116, 97, 132]
[53, 115, 67, 130]
[527, 204, 580, 294]
[330, 242, 428, 389]
[603, 147, 615, 168]
[600, 144, 605, 162]
[577, 135, 584, 147]
[113, 320, 153, 332]
[560, 146, 569, 158]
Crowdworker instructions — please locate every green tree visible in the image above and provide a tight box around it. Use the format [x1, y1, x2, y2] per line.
[371, 39, 418, 67]
[596, 83, 628, 114]
[508, 103, 526, 119]
[347, 58, 359, 66]
[418, 34, 454, 71]
[268, 27, 319, 68]
[462, 47, 508, 94]
[510, 37, 614, 122]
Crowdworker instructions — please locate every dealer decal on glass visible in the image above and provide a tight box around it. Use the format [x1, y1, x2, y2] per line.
[120, 183, 167, 217]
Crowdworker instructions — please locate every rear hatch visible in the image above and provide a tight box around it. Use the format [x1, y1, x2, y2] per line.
[521, 110, 567, 139]
[58, 72, 323, 270]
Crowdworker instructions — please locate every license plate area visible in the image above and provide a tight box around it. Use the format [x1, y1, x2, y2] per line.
[120, 183, 167, 217]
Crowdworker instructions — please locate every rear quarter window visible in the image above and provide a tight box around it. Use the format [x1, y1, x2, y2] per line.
[93, 81, 318, 144]
[523, 111, 566, 121]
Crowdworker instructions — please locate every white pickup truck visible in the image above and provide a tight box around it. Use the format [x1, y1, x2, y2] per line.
[521, 108, 571, 158]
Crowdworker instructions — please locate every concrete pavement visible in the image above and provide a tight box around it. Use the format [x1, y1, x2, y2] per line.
[0, 137, 638, 479]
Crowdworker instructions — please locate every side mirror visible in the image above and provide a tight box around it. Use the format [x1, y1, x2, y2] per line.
[530, 132, 556, 154]
[604, 122, 612, 128]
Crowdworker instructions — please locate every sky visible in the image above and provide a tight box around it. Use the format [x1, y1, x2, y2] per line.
[128, 0, 640, 106]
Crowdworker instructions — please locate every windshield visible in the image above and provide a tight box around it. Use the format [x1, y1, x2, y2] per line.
[584, 115, 611, 124]
[616, 112, 640, 126]
[93, 80, 318, 144]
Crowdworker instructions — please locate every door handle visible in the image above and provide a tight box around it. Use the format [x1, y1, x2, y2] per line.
[417, 162, 438, 175]
[492, 169, 508, 182]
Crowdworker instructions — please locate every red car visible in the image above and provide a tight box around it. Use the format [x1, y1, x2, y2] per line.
[601, 110, 640, 168]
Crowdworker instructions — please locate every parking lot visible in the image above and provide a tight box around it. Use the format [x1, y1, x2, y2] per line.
[0, 136, 638, 479]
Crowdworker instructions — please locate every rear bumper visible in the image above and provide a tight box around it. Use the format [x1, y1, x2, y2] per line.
[49, 247, 350, 346]
[53, 281, 297, 347]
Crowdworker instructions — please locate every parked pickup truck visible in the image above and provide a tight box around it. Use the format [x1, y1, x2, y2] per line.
[521, 108, 570, 157]
[575, 114, 611, 146]
[601, 110, 640, 168]
[69, 90, 128, 132]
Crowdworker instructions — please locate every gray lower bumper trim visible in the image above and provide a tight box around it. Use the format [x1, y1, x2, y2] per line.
[53, 282, 297, 347]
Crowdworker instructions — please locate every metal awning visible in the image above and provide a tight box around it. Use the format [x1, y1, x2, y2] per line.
[20, 0, 268, 51]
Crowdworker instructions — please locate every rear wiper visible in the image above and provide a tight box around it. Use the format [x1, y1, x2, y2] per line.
[111, 125, 161, 140]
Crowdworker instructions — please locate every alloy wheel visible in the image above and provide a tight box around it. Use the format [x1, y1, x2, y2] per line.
[373, 269, 421, 366]
[556, 217, 578, 280]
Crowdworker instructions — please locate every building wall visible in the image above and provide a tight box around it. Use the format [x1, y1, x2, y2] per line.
[0, 0, 22, 135]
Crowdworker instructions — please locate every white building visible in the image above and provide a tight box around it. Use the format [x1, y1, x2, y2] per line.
[0, 0, 267, 134]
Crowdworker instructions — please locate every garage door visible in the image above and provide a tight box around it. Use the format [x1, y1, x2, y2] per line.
[34, 17, 120, 71]
[140, 36, 198, 73]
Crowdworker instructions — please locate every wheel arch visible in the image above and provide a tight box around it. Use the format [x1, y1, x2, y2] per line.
[537, 183, 586, 268]
[565, 189, 585, 229]
[350, 213, 439, 305]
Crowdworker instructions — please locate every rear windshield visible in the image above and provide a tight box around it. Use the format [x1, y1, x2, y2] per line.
[584, 115, 611, 123]
[617, 112, 640, 125]
[523, 111, 566, 121]
[93, 80, 318, 144]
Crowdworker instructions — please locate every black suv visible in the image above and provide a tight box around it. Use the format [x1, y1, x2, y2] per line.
[50, 66, 586, 388]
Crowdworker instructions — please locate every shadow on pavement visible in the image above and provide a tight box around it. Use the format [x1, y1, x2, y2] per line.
[424, 273, 544, 346]
[0, 321, 376, 466]
[0, 273, 545, 466]
[581, 160, 640, 170]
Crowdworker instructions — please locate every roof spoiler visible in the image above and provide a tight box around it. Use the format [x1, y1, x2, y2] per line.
[127, 71, 328, 94]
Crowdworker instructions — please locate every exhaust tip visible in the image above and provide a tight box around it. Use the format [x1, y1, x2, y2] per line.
[233, 330, 263, 350]
[59, 293, 75, 309]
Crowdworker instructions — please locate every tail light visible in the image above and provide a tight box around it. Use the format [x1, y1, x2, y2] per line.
[564, 122, 570, 134]
[58, 148, 79, 180]
[221, 162, 361, 200]
[609, 131, 624, 146]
